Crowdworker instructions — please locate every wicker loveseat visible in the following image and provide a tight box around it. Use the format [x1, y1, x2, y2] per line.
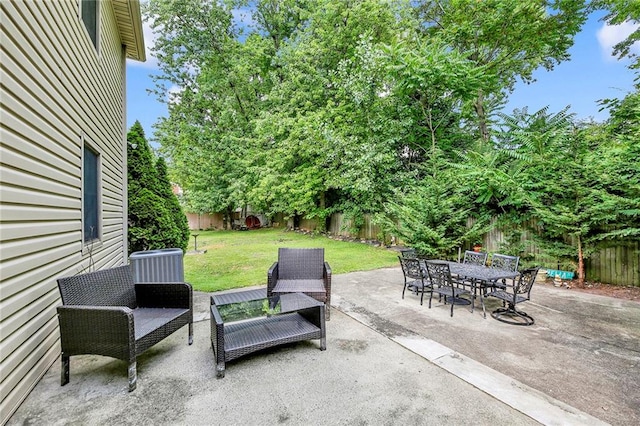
[56, 265, 193, 391]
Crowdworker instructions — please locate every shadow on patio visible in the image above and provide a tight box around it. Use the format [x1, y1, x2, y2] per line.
[8, 267, 639, 425]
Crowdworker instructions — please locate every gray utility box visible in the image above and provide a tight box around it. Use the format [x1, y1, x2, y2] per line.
[129, 248, 184, 283]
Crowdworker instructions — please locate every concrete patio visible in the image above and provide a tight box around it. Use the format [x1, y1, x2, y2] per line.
[7, 267, 640, 425]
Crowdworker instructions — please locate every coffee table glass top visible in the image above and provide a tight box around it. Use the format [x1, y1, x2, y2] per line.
[216, 297, 282, 322]
[212, 289, 322, 323]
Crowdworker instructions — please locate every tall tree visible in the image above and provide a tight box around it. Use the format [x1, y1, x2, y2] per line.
[382, 37, 486, 158]
[415, 0, 588, 142]
[490, 106, 639, 283]
[147, 0, 267, 227]
[249, 0, 414, 228]
[591, 85, 640, 243]
[380, 168, 490, 258]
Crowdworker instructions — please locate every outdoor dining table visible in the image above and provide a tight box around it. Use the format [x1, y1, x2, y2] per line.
[425, 260, 520, 318]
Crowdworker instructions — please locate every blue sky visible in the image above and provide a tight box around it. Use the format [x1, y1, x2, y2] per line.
[126, 11, 639, 142]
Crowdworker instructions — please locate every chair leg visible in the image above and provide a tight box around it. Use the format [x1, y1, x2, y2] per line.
[61, 354, 69, 386]
[216, 361, 226, 378]
[470, 280, 476, 313]
[476, 281, 487, 318]
[450, 299, 454, 317]
[491, 304, 535, 326]
[189, 323, 194, 345]
[128, 361, 137, 392]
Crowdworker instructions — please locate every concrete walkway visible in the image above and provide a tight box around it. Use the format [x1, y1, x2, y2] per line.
[333, 267, 640, 426]
[7, 267, 640, 425]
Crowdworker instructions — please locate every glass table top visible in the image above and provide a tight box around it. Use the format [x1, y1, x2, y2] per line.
[212, 290, 323, 323]
[216, 296, 282, 323]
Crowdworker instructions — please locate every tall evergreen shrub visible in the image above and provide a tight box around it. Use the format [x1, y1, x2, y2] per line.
[156, 156, 190, 250]
[127, 121, 189, 253]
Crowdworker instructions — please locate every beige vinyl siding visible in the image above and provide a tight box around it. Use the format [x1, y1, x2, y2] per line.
[0, 0, 138, 421]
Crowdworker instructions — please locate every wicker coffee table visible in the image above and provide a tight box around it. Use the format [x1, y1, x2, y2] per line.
[210, 289, 326, 378]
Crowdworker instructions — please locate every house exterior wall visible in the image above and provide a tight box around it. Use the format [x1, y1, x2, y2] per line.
[0, 1, 143, 421]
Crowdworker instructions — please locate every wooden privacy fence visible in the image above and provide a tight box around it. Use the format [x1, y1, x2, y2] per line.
[327, 213, 639, 287]
[581, 242, 638, 287]
[476, 217, 639, 287]
[186, 212, 225, 230]
[328, 213, 381, 240]
[187, 211, 639, 287]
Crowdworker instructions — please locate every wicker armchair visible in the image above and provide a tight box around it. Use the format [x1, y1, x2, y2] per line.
[267, 248, 332, 319]
[56, 265, 193, 391]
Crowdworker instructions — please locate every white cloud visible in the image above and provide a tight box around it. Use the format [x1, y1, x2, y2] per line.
[597, 21, 640, 62]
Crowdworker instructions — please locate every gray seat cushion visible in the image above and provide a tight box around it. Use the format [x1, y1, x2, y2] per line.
[133, 307, 190, 340]
[273, 279, 326, 294]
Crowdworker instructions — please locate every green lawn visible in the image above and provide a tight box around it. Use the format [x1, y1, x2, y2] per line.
[184, 228, 399, 292]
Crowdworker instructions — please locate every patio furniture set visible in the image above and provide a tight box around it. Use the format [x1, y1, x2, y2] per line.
[54, 245, 536, 392]
[399, 250, 539, 325]
[55, 248, 329, 390]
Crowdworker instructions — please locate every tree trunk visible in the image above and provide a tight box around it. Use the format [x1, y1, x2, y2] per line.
[224, 206, 234, 230]
[317, 192, 327, 232]
[577, 236, 585, 285]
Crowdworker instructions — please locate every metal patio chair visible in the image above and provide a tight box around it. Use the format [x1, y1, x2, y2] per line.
[490, 253, 520, 274]
[486, 267, 539, 326]
[485, 253, 521, 292]
[425, 261, 471, 317]
[398, 256, 432, 305]
[463, 250, 488, 266]
[399, 248, 417, 258]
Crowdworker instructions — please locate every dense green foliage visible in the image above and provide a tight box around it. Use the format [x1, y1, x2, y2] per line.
[144, 0, 639, 283]
[156, 157, 191, 249]
[127, 121, 190, 253]
[415, 0, 588, 141]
